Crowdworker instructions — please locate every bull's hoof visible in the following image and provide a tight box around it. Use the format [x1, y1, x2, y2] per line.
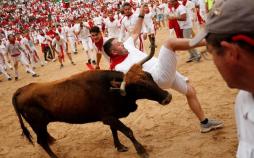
[139, 152, 149, 158]
[117, 145, 128, 152]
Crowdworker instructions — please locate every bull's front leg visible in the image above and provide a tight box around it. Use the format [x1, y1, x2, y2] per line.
[103, 117, 149, 158]
[110, 126, 128, 152]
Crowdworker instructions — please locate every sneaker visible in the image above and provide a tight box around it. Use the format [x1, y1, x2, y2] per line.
[15, 77, 18, 81]
[193, 54, 201, 62]
[186, 56, 195, 63]
[71, 61, 76, 65]
[8, 77, 12, 81]
[200, 119, 224, 133]
[32, 74, 39, 77]
[87, 59, 91, 64]
[92, 60, 96, 65]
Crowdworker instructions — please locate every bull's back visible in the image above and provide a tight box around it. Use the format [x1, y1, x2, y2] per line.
[14, 70, 128, 123]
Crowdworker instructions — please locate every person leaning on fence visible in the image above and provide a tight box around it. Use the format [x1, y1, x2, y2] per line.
[189, 0, 254, 157]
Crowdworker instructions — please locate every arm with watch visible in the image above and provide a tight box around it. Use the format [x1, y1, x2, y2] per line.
[131, 5, 146, 43]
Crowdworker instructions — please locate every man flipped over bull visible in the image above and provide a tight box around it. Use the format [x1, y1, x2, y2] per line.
[12, 4, 222, 158]
[12, 5, 171, 158]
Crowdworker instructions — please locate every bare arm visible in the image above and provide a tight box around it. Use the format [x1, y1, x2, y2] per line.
[164, 38, 206, 52]
[131, 5, 145, 43]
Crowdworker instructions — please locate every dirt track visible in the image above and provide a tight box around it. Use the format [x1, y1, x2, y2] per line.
[0, 28, 238, 158]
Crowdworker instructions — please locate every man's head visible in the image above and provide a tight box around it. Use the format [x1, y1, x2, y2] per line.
[122, 2, 132, 16]
[103, 38, 128, 57]
[55, 33, 61, 41]
[8, 34, 16, 43]
[190, 0, 254, 92]
[169, 0, 178, 6]
[90, 26, 102, 43]
[143, 4, 149, 14]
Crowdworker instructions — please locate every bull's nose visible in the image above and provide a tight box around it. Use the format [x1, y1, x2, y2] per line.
[161, 93, 172, 105]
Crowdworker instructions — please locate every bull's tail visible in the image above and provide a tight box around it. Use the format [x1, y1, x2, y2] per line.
[12, 90, 34, 145]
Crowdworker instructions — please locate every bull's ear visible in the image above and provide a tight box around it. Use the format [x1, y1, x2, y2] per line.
[110, 80, 121, 88]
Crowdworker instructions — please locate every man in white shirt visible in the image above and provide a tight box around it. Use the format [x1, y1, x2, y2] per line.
[105, 11, 120, 39]
[6, 34, 39, 80]
[66, 21, 78, 54]
[93, 12, 104, 30]
[190, 0, 254, 157]
[103, 4, 223, 133]
[119, 2, 146, 51]
[74, 19, 95, 64]
[52, 33, 75, 68]
[169, 0, 201, 63]
[0, 39, 11, 81]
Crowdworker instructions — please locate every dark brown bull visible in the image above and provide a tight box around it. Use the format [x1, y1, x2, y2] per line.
[12, 43, 172, 158]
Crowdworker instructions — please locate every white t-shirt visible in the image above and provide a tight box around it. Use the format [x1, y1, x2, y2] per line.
[144, 12, 155, 33]
[114, 37, 188, 93]
[66, 26, 76, 38]
[6, 42, 23, 57]
[105, 18, 120, 39]
[93, 16, 103, 26]
[74, 23, 90, 39]
[52, 37, 67, 53]
[155, 4, 164, 15]
[0, 43, 6, 55]
[235, 90, 254, 158]
[185, 0, 196, 22]
[115, 37, 157, 74]
[175, 5, 192, 29]
[20, 38, 31, 53]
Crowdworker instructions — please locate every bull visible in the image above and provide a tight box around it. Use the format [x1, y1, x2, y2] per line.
[12, 43, 172, 158]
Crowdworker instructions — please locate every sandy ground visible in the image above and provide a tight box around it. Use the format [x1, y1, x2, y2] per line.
[0, 27, 238, 158]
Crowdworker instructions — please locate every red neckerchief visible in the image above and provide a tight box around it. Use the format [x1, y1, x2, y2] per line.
[88, 21, 94, 28]
[25, 35, 31, 40]
[126, 12, 133, 19]
[182, 0, 187, 6]
[110, 53, 128, 70]
[109, 17, 115, 22]
[173, 1, 180, 9]
[58, 28, 62, 33]
[10, 40, 15, 44]
[95, 37, 103, 51]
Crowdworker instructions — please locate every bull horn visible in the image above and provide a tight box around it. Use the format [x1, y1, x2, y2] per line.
[119, 81, 126, 96]
[139, 40, 156, 65]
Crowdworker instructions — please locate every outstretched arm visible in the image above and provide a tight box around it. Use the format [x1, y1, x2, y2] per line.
[131, 5, 145, 43]
[164, 38, 206, 52]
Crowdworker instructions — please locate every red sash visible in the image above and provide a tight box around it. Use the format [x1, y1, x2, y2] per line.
[168, 3, 183, 38]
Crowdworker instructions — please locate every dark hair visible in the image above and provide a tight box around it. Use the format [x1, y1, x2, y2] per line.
[206, 33, 254, 55]
[103, 38, 115, 57]
[90, 26, 101, 33]
[122, 2, 131, 8]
